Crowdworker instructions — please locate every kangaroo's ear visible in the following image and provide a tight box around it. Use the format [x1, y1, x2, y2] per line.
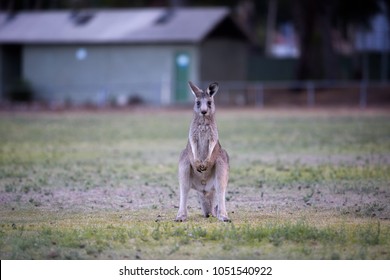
[188, 81, 203, 98]
[206, 82, 219, 97]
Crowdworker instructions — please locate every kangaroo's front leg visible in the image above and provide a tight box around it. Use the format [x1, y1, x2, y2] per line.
[201, 139, 217, 171]
[190, 137, 203, 172]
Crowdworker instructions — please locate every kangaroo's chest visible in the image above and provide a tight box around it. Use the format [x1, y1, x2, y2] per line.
[195, 124, 212, 159]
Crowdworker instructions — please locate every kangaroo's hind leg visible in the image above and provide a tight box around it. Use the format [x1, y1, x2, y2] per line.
[214, 150, 230, 222]
[175, 151, 191, 222]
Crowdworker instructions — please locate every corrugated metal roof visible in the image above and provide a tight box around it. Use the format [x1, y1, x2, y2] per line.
[0, 7, 230, 44]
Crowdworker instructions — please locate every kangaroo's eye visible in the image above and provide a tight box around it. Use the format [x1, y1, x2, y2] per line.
[207, 101, 212, 106]
[196, 101, 201, 107]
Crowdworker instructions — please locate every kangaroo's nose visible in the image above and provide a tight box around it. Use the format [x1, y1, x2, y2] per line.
[201, 110, 207, 115]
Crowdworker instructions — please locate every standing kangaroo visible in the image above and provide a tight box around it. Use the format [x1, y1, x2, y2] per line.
[175, 81, 230, 222]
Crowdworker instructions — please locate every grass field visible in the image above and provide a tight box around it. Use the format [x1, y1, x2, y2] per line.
[0, 108, 389, 259]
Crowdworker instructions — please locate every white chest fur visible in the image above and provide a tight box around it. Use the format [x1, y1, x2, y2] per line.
[196, 124, 212, 161]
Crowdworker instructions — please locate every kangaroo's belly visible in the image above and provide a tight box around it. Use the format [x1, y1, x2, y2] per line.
[191, 172, 215, 193]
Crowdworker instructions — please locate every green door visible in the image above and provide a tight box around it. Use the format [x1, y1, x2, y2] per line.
[174, 52, 191, 102]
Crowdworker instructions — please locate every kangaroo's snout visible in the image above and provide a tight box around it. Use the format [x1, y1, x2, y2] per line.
[198, 99, 211, 116]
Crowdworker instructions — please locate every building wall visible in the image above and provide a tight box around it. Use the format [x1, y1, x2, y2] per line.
[23, 44, 199, 105]
[200, 39, 247, 83]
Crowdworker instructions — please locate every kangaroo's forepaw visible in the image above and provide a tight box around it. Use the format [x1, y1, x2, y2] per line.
[199, 164, 207, 172]
[195, 160, 203, 173]
[199, 160, 209, 172]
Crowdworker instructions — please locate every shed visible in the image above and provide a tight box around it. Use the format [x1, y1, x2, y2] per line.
[0, 7, 249, 105]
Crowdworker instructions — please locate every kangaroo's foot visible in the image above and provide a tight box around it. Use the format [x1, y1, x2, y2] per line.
[217, 214, 231, 222]
[175, 214, 187, 222]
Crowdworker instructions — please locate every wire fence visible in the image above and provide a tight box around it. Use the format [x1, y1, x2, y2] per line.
[2, 80, 389, 108]
[202, 80, 390, 108]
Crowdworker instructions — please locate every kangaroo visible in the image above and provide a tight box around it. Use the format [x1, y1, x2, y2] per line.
[175, 81, 230, 222]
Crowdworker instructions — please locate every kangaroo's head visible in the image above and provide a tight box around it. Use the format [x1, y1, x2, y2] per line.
[188, 81, 219, 117]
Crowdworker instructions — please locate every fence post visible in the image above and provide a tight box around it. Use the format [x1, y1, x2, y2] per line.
[255, 83, 264, 108]
[307, 81, 315, 107]
[359, 80, 368, 109]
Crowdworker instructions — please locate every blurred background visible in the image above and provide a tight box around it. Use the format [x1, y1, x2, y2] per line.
[0, 0, 389, 108]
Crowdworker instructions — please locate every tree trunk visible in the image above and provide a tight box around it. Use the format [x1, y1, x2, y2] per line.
[265, 0, 278, 56]
[294, 0, 319, 80]
[319, 2, 339, 80]
[294, 0, 340, 80]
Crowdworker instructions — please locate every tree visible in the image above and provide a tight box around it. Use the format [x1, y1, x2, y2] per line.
[291, 0, 385, 80]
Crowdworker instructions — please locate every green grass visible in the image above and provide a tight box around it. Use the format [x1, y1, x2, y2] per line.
[0, 109, 389, 259]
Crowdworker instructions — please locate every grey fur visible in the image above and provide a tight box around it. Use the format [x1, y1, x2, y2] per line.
[175, 81, 230, 222]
